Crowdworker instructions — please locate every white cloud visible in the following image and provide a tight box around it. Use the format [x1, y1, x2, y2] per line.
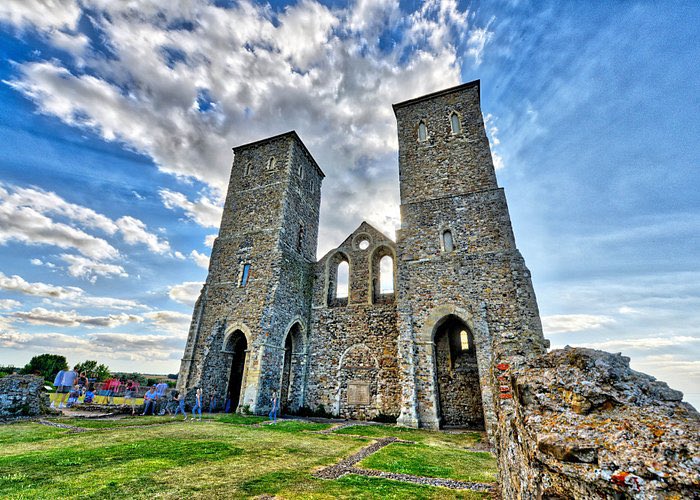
[0, 0, 82, 32]
[0, 184, 120, 260]
[204, 234, 217, 247]
[0, 271, 83, 299]
[569, 336, 700, 352]
[168, 281, 202, 306]
[541, 314, 615, 334]
[0, 299, 21, 310]
[190, 250, 209, 269]
[53, 295, 149, 311]
[159, 189, 223, 228]
[115, 215, 173, 255]
[143, 310, 191, 337]
[60, 254, 128, 282]
[10, 307, 143, 328]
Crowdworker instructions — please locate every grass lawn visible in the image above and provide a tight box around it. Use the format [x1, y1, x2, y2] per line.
[358, 442, 498, 483]
[0, 418, 496, 499]
[334, 424, 483, 449]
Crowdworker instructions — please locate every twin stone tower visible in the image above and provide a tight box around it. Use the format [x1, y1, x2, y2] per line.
[177, 80, 548, 437]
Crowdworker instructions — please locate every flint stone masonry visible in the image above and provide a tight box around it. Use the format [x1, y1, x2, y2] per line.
[177, 80, 696, 498]
[0, 374, 50, 417]
[497, 347, 699, 498]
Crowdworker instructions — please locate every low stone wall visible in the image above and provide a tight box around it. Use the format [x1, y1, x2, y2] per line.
[495, 347, 699, 498]
[0, 374, 50, 418]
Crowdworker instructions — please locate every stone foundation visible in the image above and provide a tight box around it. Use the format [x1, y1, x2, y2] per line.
[494, 347, 700, 499]
[0, 375, 50, 418]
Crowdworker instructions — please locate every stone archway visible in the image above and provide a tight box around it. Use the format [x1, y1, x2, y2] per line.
[433, 315, 484, 429]
[224, 330, 247, 413]
[279, 322, 305, 413]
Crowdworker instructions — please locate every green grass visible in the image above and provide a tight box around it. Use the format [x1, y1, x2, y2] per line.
[256, 420, 332, 433]
[334, 424, 483, 449]
[0, 422, 67, 445]
[55, 416, 183, 428]
[216, 413, 267, 425]
[0, 418, 496, 498]
[359, 443, 498, 483]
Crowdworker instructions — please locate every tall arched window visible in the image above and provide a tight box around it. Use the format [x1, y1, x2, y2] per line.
[298, 163, 304, 179]
[443, 230, 454, 252]
[336, 261, 349, 298]
[244, 163, 252, 176]
[418, 121, 427, 142]
[267, 157, 276, 169]
[379, 255, 394, 293]
[450, 112, 461, 134]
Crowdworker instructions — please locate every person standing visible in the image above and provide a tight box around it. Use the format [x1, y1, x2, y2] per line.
[209, 386, 218, 414]
[124, 379, 138, 415]
[192, 387, 202, 421]
[172, 390, 187, 421]
[51, 368, 66, 408]
[155, 381, 168, 415]
[57, 367, 78, 409]
[268, 390, 278, 423]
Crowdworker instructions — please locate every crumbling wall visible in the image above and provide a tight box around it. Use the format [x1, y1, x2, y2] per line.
[0, 374, 50, 418]
[495, 347, 700, 499]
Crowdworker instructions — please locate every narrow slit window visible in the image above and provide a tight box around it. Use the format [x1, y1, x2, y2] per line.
[297, 225, 304, 252]
[298, 163, 304, 179]
[240, 263, 251, 286]
[459, 330, 470, 351]
[418, 121, 427, 142]
[267, 157, 276, 169]
[244, 163, 252, 177]
[443, 230, 454, 252]
[450, 112, 461, 134]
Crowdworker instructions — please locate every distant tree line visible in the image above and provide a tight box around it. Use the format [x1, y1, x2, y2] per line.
[0, 353, 178, 387]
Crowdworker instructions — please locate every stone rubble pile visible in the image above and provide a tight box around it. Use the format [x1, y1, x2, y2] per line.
[497, 346, 699, 499]
[0, 374, 51, 418]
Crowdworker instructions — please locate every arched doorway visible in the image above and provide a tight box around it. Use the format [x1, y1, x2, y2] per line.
[279, 323, 304, 413]
[225, 330, 247, 413]
[433, 315, 484, 429]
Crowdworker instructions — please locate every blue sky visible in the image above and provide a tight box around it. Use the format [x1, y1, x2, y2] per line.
[0, 0, 698, 407]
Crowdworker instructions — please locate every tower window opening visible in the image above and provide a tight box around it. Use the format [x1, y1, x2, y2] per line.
[244, 163, 252, 176]
[297, 225, 304, 252]
[450, 112, 461, 134]
[267, 156, 276, 169]
[443, 230, 455, 252]
[240, 263, 251, 286]
[459, 329, 470, 351]
[298, 163, 304, 179]
[336, 261, 349, 298]
[418, 121, 427, 142]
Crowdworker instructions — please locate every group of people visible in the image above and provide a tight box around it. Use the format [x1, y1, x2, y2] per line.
[51, 369, 281, 422]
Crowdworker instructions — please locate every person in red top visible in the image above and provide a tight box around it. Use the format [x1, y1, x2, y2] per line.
[103, 378, 120, 405]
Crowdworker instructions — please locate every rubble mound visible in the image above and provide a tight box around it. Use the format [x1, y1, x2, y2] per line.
[500, 347, 699, 499]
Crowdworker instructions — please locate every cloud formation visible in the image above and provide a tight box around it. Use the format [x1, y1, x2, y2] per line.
[1, 0, 492, 249]
[541, 314, 615, 334]
[168, 281, 202, 306]
[10, 307, 143, 328]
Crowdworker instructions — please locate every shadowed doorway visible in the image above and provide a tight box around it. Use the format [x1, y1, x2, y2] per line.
[225, 330, 247, 413]
[433, 315, 484, 429]
[279, 322, 304, 413]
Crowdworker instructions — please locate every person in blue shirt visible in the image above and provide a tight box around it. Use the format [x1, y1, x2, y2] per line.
[83, 387, 96, 404]
[142, 386, 158, 416]
[155, 381, 168, 415]
[56, 367, 78, 409]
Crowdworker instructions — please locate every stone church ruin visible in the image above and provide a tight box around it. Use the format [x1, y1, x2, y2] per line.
[178, 81, 698, 497]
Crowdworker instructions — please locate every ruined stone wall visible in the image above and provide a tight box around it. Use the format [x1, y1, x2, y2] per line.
[0, 375, 49, 418]
[306, 222, 401, 420]
[496, 347, 700, 499]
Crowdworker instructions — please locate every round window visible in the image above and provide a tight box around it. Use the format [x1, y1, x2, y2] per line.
[358, 239, 370, 250]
